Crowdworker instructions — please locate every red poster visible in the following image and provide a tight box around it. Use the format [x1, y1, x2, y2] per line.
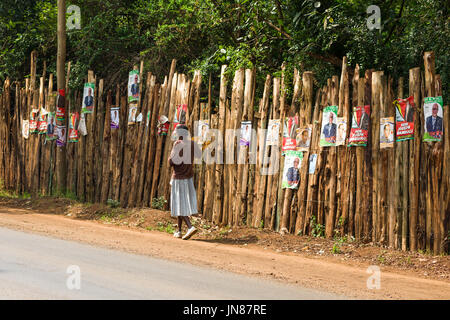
[394, 96, 414, 141]
[282, 116, 299, 151]
[348, 105, 370, 146]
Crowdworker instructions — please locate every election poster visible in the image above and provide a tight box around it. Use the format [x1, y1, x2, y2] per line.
[157, 115, 170, 136]
[111, 107, 120, 129]
[348, 105, 370, 146]
[282, 116, 299, 151]
[128, 70, 140, 102]
[38, 108, 48, 134]
[128, 104, 138, 125]
[394, 96, 415, 141]
[197, 120, 210, 145]
[56, 90, 66, 122]
[423, 96, 443, 142]
[173, 104, 187, 130]
[22, 120, 29, 139]
[46, 112, 56, 141]
[240, 121, 252, 146]
[266, 119, 280, 146]
[336, 117, 347, 146]
[68, 112, 80, 143]
[81, 83, 95, 114]
[380, 117, 394, 149]
[29, 109, 39, 134]
[78, 113, 87, 136]
[320, 105, 338, 147]
[296, 126, 312, 151]
[56, 125, 67, 147]
[308, 153, 317, 175]
[281, 150, 303, 189]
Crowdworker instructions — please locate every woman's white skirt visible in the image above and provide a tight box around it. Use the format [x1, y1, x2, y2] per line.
[170, 177, 198, 217]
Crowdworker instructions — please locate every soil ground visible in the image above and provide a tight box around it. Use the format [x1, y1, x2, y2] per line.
[0, 196, 449, 299]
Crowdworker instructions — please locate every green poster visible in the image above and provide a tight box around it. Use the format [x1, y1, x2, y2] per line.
[423, 96, 444, 142]
[320, 105, 338, 147]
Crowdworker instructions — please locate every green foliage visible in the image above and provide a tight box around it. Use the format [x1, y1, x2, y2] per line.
[310, 216, 325, 238]
[0, 0, 448, 100]
[107, 198, 120, 208]
[151, 196, 167, 210]
[156, 221, 175, 234]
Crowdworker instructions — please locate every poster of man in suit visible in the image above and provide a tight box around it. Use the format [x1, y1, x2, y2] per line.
[423, 96, 443, 142]
[173, 104, 187, 130]
[81, 83, 95, 114]
[320, 105, 338, 147]
[281, 150, 303, 189]
[395, 96, 415, 141]
[128, 70, 140, 102]
[46, 112, 56, 141]
[348, 105, 370, 146]
[282, 116, 299, 151]
[38, 108, 48, 134]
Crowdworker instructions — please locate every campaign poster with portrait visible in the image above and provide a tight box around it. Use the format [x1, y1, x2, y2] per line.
[173, 104, 188, 130]
[394, 96, 415, 141]
[38, 108, 48, 134]
[320, 105, 338, 147]
[22, 120, 30, 139]
[157, 115, 170, 136]
[56, 91, 66, 122]
[78, 113, 87, 136]
[110, 107, 120, 129]
[81, 83, 95, 114]
[240, 121, 252, 146]
[281, 150, 303, 189]
[380, 117, 394, 149]
[128, 70, 140, 102]
[296, 125, 312, 151]
[336, 118, 347, 146]
[197, 120, 210, 145]
[56, 125, 67, 147]
[46, 112, 56, 141]
[423, 96, 444, 142]
[29, 108, 39, 134]
[348, 105, 370, 146]
[68, 112, 80, 143]
[282, 116, 299, 151]
[266, 119, 280, 146]
[128, 104, 138, 125]
[308, 153, 317, 175]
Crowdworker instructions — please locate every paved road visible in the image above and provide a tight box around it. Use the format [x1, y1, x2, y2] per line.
[0, 227, 344, 299]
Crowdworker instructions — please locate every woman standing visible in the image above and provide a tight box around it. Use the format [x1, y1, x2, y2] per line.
[168, 124, 201, 240]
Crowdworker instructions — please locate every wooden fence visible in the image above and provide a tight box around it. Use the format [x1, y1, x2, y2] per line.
[0, 51, 448, 254]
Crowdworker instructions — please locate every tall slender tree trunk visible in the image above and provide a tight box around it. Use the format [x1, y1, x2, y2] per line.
[56, 0, 67, 193]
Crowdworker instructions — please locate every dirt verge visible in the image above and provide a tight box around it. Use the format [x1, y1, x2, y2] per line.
[0, 196, 449, 299]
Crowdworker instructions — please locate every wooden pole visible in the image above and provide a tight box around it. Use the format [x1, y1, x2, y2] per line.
[212, 65, 227, 225]
[56, 0, 67, 193]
